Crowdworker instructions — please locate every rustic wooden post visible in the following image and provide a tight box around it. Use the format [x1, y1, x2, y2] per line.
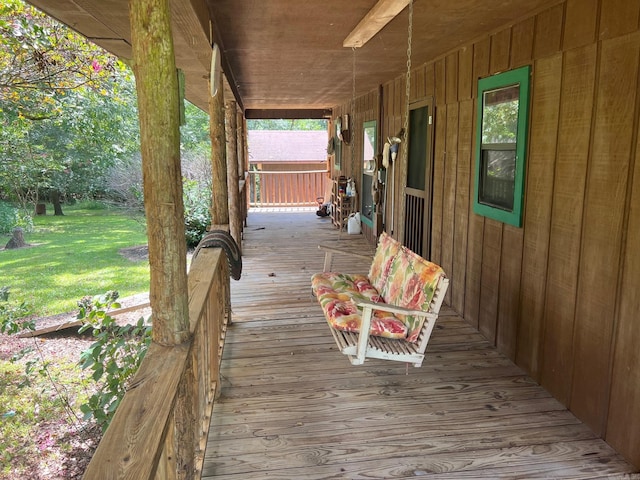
[225, 100, 242, 248]
[128, 1, 194, 477]
[129, 0, 189, 347]
[236, 110, 245, 181]
[209, 73, 229, 228]
[236, 111, 247, 229]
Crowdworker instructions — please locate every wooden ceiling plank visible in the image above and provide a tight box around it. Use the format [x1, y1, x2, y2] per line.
[343, 0, 409, 48]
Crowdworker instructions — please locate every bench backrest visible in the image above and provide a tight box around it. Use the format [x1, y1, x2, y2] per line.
[368, 231, 401, 291]
[368, 232, 447, 342]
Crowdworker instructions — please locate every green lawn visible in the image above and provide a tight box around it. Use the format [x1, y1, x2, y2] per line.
[0, 203, 150, 317]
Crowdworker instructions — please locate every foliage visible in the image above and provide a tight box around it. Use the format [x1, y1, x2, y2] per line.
[1, 202, 149, 317]
[1, 284, 93, 477]
[247, 119, 327, 130]
[183, 177, 211, 247]
[0, 0, 119, 117]
[180, 102, 210, 155]
[0, 357, 93, 477]
[0, 203, 35, 233]
[481, 98, 518, 144]
[0, 0, 140, 213]
[77, 291, 151, 431]
[0, 286, 32, 335]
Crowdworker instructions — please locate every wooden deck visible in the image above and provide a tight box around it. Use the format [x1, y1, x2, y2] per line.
[202, 211, 638, 479]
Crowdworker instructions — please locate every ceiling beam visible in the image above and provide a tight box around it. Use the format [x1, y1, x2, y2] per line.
[343, 0, 409, 48]
[245, 109, 332, 120]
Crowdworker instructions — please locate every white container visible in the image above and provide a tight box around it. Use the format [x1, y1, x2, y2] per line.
[347, 212, 361, 235]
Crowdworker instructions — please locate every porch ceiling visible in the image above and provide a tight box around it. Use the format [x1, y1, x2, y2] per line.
[26, 0, 559, 117]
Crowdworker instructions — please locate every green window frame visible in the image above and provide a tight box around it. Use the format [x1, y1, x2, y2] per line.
[473, 65, 530, 227]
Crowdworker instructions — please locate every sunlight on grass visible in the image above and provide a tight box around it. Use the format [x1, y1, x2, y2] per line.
[0, 203, 150, 317]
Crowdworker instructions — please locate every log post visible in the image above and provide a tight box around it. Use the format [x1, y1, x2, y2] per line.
[129, 0, 189, 347]
[225, 100, 242, 248]
[236, 111, 247, 229]
[209, 73, 229, 228]
[236, 110, 245, 181]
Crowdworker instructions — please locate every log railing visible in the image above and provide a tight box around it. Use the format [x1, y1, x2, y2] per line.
[83, 248, 229, 480]
[248, 169, 328, 207]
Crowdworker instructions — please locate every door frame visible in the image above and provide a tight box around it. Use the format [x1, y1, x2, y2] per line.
[399, 96, 435, 258]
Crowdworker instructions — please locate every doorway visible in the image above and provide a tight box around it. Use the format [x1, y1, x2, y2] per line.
[403, 98, 435, 258]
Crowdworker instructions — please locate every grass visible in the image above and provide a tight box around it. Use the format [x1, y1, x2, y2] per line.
[0, 201, 150, 478]
[0, 202, 150, 317]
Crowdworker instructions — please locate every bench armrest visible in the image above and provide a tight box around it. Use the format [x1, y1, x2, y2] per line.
[355, 300, 437, 320]
[352, 300, 437, 365]
[318, 244, 373, 272]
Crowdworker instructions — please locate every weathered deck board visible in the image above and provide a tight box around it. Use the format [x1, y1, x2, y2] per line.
[202, 210, 636, 479]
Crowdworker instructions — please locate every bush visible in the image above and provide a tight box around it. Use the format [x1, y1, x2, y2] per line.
[0, 202, 35, 235]
[106, 155, 213, 247]
[0, 286, 32, 335]
[77, 291, 151, 431]
[183, 178, 211, 247]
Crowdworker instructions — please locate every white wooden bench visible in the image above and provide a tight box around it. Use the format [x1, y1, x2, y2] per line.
[311, 232, 449, 367]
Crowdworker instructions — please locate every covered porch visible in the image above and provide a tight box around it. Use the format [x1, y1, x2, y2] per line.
[202, 210, 636, 479]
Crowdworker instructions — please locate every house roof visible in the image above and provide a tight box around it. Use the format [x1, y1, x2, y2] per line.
[247, 130, 328, 163]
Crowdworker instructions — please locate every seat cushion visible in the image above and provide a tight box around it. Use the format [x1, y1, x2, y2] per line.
[380, 247, 445, 342]
[311, 272, 408, 340]
[367, 232, 401, 292]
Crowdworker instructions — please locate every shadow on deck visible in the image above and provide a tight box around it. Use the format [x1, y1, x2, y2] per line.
[203, 211, 638, 479]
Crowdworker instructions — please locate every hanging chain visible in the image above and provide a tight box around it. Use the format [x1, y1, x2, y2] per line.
[402, 0, 413, 150]
[352, 47, 357, 109]
[351, 46, 356, 163]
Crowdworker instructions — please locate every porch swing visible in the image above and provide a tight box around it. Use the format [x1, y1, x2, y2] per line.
[312, 0, 450, 367]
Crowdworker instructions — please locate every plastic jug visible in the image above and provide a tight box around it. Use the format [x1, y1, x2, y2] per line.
[347, 212, 361, 235]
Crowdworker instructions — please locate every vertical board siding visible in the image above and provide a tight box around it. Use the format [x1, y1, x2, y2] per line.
[458, 46, 473, 100]
[607, 115, 640, 465]
[599, 0, 640, 40]
[511, 17, 535, 67]
[533, 3, 565, 59]
[478, 219, 502, 344]
[570, 32, 640, 436]
[515, 53, 562, 379]
[431, 103, 446, 265]
[541, 44, 597, 406]
[329, 0, 640, 467]
[563, 0, 598, 50]
[490, 28, 511, 74]
[464, 39, 490, 328]
[441, 104, 458, 306]
[452, 99, 472, 314]
[496, 225, 523, 360]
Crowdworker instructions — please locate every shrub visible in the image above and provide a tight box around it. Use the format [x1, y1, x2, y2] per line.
[106, 155, 212, 247]
[0, 202, 17, 235]
[183, 178, 211, 247]
[0, 286, 32, 335]
[77, 291, 151, 431]
[0, 202, 35, 235]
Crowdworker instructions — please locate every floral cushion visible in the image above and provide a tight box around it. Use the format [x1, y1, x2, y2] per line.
[368, 232, 401, 292]
[380, 247, 445, 342]
[311, 272, 408, 340]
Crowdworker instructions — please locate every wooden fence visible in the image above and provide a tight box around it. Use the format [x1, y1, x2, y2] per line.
[248, 169, 328, 207]
[83, 247, 229, 479]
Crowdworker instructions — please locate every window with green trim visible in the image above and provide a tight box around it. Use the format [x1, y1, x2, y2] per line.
[474, 65, 530, 227]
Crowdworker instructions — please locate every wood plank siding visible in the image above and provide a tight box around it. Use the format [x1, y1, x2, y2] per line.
[329, 0, 640, 467]
[202, 211, 636, 478]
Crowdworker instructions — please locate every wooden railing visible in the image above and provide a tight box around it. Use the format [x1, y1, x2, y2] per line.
[248, 169, 328, 207]
[83, 248, 229, 480]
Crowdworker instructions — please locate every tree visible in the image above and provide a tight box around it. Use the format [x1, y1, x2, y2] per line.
[0, 0, 139, 215]
[0, 0, 118, 117]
